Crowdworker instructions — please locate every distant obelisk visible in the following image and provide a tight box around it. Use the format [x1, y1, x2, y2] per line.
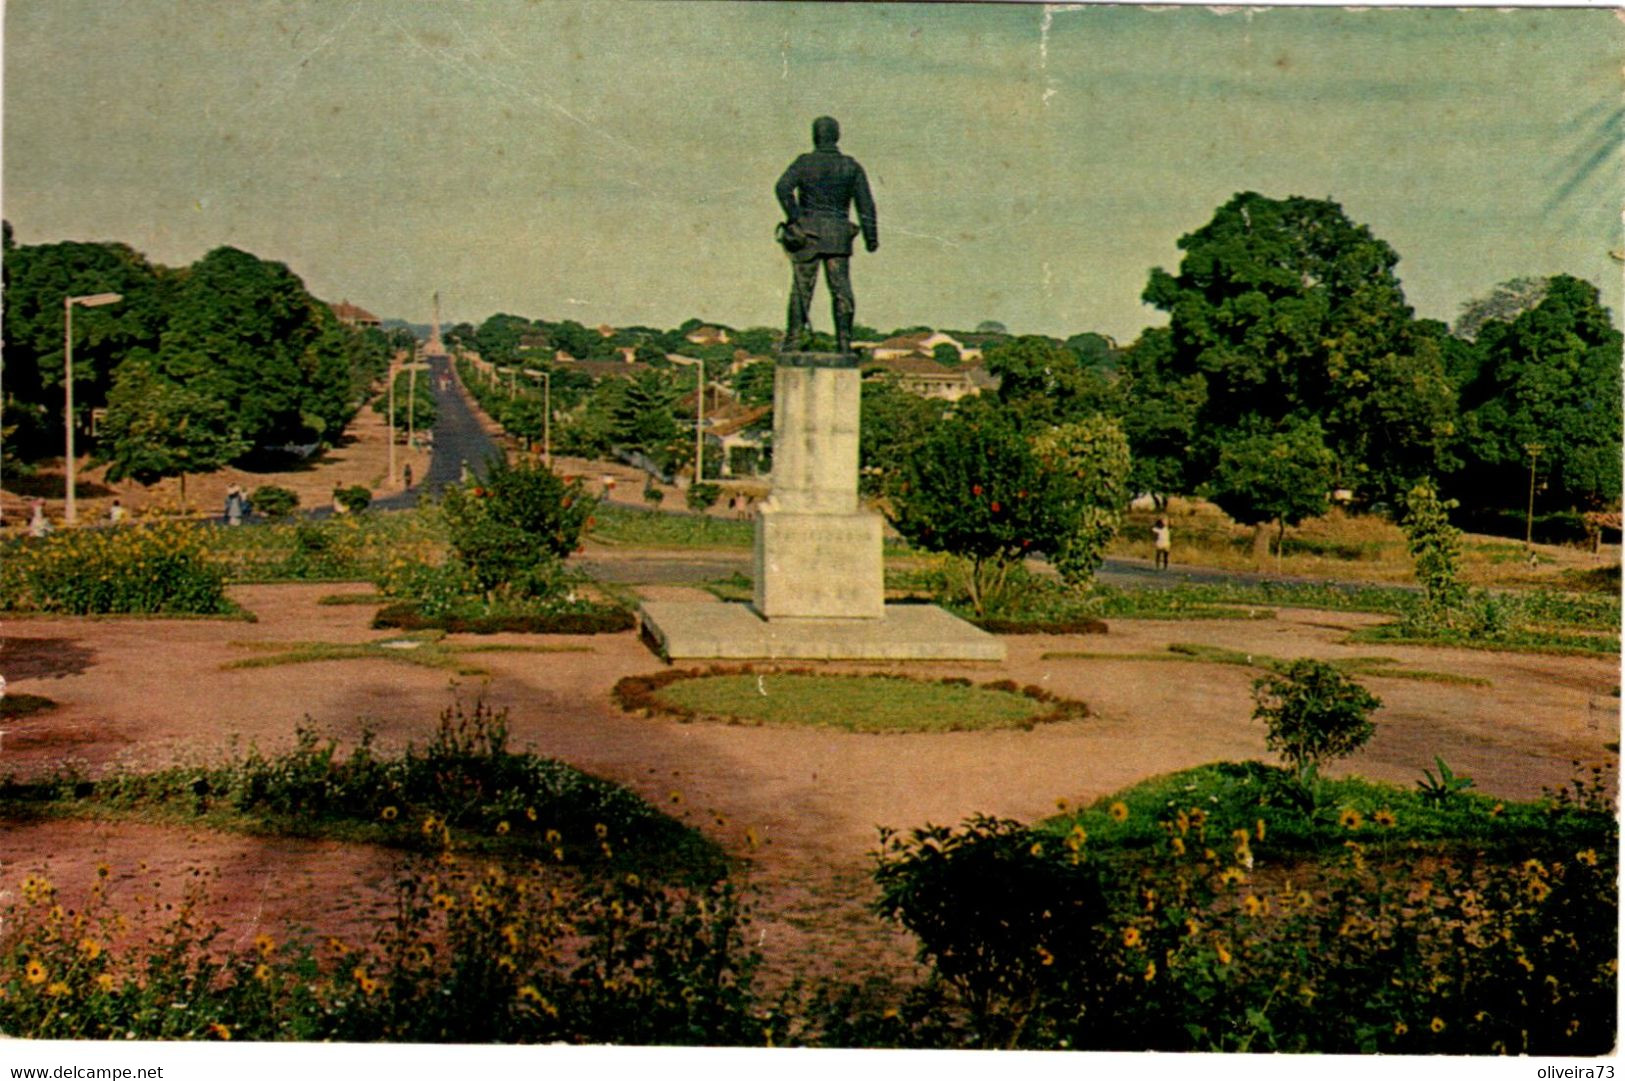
[426, 291, 447, 357]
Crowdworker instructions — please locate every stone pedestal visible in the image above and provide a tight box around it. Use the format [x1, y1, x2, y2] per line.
[752, 355, 884, 619]
[637, 350, 1004, 662]
[754, 509, 883, 619]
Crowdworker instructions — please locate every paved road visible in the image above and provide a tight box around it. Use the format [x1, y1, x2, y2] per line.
[372, 355, 503, 510]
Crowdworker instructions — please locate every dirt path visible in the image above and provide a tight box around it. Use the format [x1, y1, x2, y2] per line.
[1, 585, 1616, 984]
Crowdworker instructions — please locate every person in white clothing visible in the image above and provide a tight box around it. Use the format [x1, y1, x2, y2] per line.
[1152, 517, 1171, 570]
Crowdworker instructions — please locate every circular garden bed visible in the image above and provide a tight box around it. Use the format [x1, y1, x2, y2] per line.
[614, 665, 1088, 733]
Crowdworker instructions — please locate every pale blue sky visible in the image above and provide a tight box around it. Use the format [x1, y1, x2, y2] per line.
[5, 2, 1621, 340]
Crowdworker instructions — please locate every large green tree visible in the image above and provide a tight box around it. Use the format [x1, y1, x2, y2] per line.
[1454, 275, 1622, 513]
[1117, 327, 1203, 508]
[156, 246, 358, 448]
[99, 356, 250, 507]
[1140, 192, 1456, 509]
[983, 335, 1118, 426]
[1204, 418, 1337, 561]
[1, 235, 168, 457]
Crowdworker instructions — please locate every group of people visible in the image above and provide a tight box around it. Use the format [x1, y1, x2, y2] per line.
[25, 497, 126, 537]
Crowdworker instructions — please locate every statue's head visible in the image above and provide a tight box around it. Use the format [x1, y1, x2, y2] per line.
[812, 116, 841, 148]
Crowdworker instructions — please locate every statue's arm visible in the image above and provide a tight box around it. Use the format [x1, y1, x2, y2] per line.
[775, 164, 801, 221]
[854, 163, 878, 252]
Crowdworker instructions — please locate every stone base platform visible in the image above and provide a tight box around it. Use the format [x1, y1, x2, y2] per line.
[638, 601, 1006, 662]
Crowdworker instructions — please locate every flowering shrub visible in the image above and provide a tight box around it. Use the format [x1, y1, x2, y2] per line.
[77, 701, 718, 874]
[0, 853, 765, 1043]
[0, 520, 229, 614]
[866, 767, 1617, 1053]
[215, 507, 446, 583]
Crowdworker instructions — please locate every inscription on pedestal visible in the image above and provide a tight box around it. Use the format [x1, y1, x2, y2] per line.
[754, 508, 884, 619]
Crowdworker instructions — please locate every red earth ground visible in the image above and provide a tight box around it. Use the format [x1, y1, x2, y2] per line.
[1, 581, 1617, 988]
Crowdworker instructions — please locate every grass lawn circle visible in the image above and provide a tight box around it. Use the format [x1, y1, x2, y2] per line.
[614, 665, 1088, 733]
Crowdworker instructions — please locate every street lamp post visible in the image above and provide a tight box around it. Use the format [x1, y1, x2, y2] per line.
[671, 357, 705, 484]
[523, 368, 551, 467]
[1525, 443, 1544, 550]
[406, 358, 429, 450]
[63, 292, 123, 524]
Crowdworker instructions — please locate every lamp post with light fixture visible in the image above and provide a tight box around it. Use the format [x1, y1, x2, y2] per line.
[63, 292, 123, 524]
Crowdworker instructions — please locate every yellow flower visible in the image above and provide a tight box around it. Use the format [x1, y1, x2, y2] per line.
[1489, 802, 1504, 817]
[46, 982, 69, 998]
[1122, 927, 1142, 949]
[421, 815, 440, 837]
[594, 823, 609, 839]
[1430, 1017, 1445, 1034]
[518, 984, 544, 1003]
[96, 973, 116, 993]
[545, 829, 562, 844]
[254, 933, 276, 957]
[502, 925, 521, 950]
[1338, 808, 1363, 830]
[1035, 945, 1054, 966]
[1255, 818, 1266, 841]
[209, 1022, 231, 1040]
[495, 821, 511, 836]
[359, 976, 380, 996]
[1527, 878, 1551, 903]
[78, 938, 102, 960]
[1184, 918, 1201, 938]
[1143, 960, 1157, 982]
[24, 961, 47, 985]
[1029, 842, 1044, 857]
[1055, 798, 1069, 811]
[525, 807, 538, 822]
[1108, 802, 1129, 823]
[253, 964, 271, 984]
[1393, 1021, 1408, 1036]
[433, 893, 455, 911]
[1576, 849, 1598, 867]
[1170, 836, 1186, 856]
[1523, 858, 1547, 878]
[1242, 894, 1265, 917]
[1214, 942, 1232, 965]
[380, 806, 398, 822]
[1372, 808, 1397, 829]
[1218, 867, 1245, 887]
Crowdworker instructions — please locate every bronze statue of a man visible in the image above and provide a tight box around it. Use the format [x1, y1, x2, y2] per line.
[775, 116, 878, 354]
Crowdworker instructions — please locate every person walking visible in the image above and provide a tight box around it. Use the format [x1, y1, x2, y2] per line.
[225, 485, 245, 526]
[27, 500, 51, 538]
[108, 498, 127, 524]
[403, 462, 414, 490]
[1152, 517, 1172, 571]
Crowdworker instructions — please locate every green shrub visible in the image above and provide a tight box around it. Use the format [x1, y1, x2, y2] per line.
[250, 485, 299, 520]
[0, 852, 761, 1042]
[1252, 660, 1381, 789]
[868, 770, 1618, 1053]
[685, 482, 722, 512]
[0, 520, 229, 615]
[373, 602, 634, 635]
[335, 485, 372, 513]
[874, 815, 1111, 1048]
[442, 457, 596, 599]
